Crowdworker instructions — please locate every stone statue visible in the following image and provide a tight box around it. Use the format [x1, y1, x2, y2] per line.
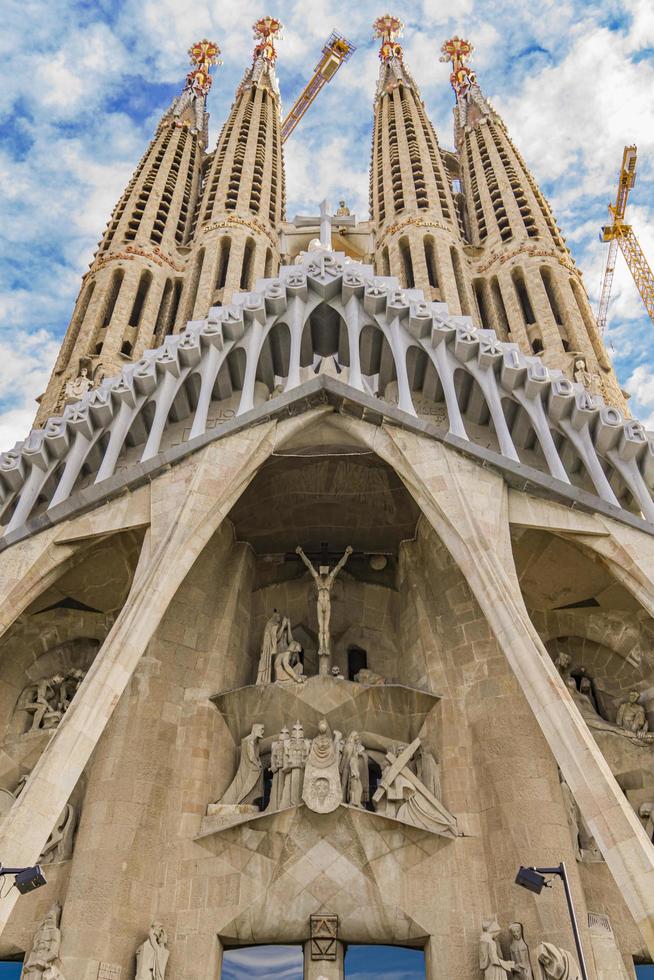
[340, 732, 369, 807]
[508, 922, 534, 980]
[573, 358, 599, 396]
[302, 719, 343, 813]
[565, 676, 654, 745]
[295, 545, 353, 668]
[578, 676, 598, 714]
[479, 919, 514, 978]
[256, 611, 291, 685]
[281, 720, 310, 808]
[616, 691, 649, 735]
[273, 640, 305, 685]
[336, 199, 351, 216]
[135, 922, 169, 980]
[331, 665, 345, 681]
[373, 739, 458, 838]
[40, 803, 76, 864]
[63, 367, 93, 403]
[266, 727, 290, 812]
[639, 801, 654, 842]
[23, 903, 65, 980]
[333, 730, 344, 766]
[554, 652, 572, 682]
[354, 668, 386, 685]
[23, 676, 64, 731]
[58, 669, 85, 713]
[416, 746, 441, 800]
[536, 941, 581, 980]
[559, 771, 583, 862]
[217, 723, 265, 806]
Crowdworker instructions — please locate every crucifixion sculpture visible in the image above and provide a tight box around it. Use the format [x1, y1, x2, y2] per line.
[295, 544, 353, 673]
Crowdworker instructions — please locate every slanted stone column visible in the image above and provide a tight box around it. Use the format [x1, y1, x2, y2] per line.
[338, 416, 654, 956]
[0, 420, 281, 936]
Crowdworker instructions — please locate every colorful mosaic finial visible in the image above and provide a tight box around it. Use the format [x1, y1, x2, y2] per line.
[373, 14, 404, 62]
[253, 16, 284, 63]
[185, 38, 221, 98]
[440, 36, 477, 99]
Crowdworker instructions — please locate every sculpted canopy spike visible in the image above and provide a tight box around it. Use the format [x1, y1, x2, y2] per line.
[440, 36, 476, 99]
[185, 37, 221, 98]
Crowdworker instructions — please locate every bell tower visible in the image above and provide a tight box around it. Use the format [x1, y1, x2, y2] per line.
[370, 16, 468, 313]
[35, 40, 220, 426]
[440, 36, 626, 408]
[175, 17, 286, 323]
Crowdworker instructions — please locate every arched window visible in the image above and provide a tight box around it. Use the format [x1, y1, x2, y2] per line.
[450, 247, 470, 315]
[241, 237, 255, 291]
[424, 236, 439, 289]
[399, 237, 414, 288]
[128, 271, 152, 328]
[216, 237, 231, 290]
[490, 277, 509, 339]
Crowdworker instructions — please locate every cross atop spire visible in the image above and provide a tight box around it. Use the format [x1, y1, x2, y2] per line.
[440, 35, 491, 137]
[239, 16, 283, 96]
[252, 16, 283, 63]
[372, 14, 418, 100]
[169, 37, 221, 144]
[373, 14, 404, 62]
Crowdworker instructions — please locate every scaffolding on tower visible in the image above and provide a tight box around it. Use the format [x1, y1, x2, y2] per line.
[597, 145, 654, 334]
[281, 31, 356, 143]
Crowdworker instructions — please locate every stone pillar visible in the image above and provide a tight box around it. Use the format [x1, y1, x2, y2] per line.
[303, 940, 344, 980]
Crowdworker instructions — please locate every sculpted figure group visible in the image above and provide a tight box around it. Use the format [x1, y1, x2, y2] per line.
[21, 668, 86, 732]
[480, 919, 581, 979]
[212, 720, 458, 836]
[555, 651, 653, 746]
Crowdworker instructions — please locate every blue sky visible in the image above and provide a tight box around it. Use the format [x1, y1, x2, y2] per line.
[221, 944, 425, 978]
[3, 0, 654, 450]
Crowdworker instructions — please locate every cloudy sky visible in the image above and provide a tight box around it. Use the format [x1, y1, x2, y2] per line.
[221, 943, 425, 978]
[2, 0, 654, 452]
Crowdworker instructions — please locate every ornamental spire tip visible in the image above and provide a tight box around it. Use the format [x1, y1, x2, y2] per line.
[373, 14, 404, 61]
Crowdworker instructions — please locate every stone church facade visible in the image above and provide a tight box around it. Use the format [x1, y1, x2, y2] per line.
[0, 15, 653, 980]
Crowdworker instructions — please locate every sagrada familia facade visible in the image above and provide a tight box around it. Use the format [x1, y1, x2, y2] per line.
[1, 13, 654, 980]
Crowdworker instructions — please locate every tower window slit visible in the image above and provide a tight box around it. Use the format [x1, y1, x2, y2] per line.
[512, 269, 536, 325]
[424, 236, 439, 289]
[450, 247, 470, 316]
[216, 237, 231, 290]
[399, 237, 414, 288]
[490, 277, 510, 339]
[129, 271, 152, 328]
[241, 238, 255, 291]
[473, 278, 491, 330]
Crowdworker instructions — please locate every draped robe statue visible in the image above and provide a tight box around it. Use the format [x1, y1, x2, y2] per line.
[536, 942, 581, 980]
[302, 719, 343, 813]
[479, 919, 514, 979]
[23, 904, 65, 980]
[218, 724, 265, 806]
[256, 612, 290, 685]
[508, 922, 534, 979]
[340, 731, 369, 806]
[266, 727, 289, 812]
[135, 922, 169, 980]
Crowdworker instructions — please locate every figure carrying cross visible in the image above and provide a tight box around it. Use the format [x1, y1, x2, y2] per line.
[293, 199, 356, 250]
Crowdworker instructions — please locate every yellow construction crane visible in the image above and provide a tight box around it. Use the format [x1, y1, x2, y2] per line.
[281, 31, 356, 143]
[597, 144, 654, 333]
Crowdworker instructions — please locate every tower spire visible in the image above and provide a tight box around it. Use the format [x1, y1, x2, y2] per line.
[440, 36, 491, 141]
[372, 14, 419, 99]
[33, 39, 220, 425]
[238, 16, 283, 97]
[175, 15, 286, 322]
[169, 38, 221, 147]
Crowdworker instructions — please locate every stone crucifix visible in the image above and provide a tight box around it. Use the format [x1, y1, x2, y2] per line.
[293, 199, 356, 250]
[296, 545, 353, 673]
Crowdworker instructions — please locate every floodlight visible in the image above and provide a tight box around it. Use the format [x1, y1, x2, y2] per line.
[14, 866, 47, 894]
[515, 865, 547, 894]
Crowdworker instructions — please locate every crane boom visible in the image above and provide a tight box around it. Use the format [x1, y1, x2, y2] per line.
[596, 144, 651, 334]
[281, 31, 355, 143]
